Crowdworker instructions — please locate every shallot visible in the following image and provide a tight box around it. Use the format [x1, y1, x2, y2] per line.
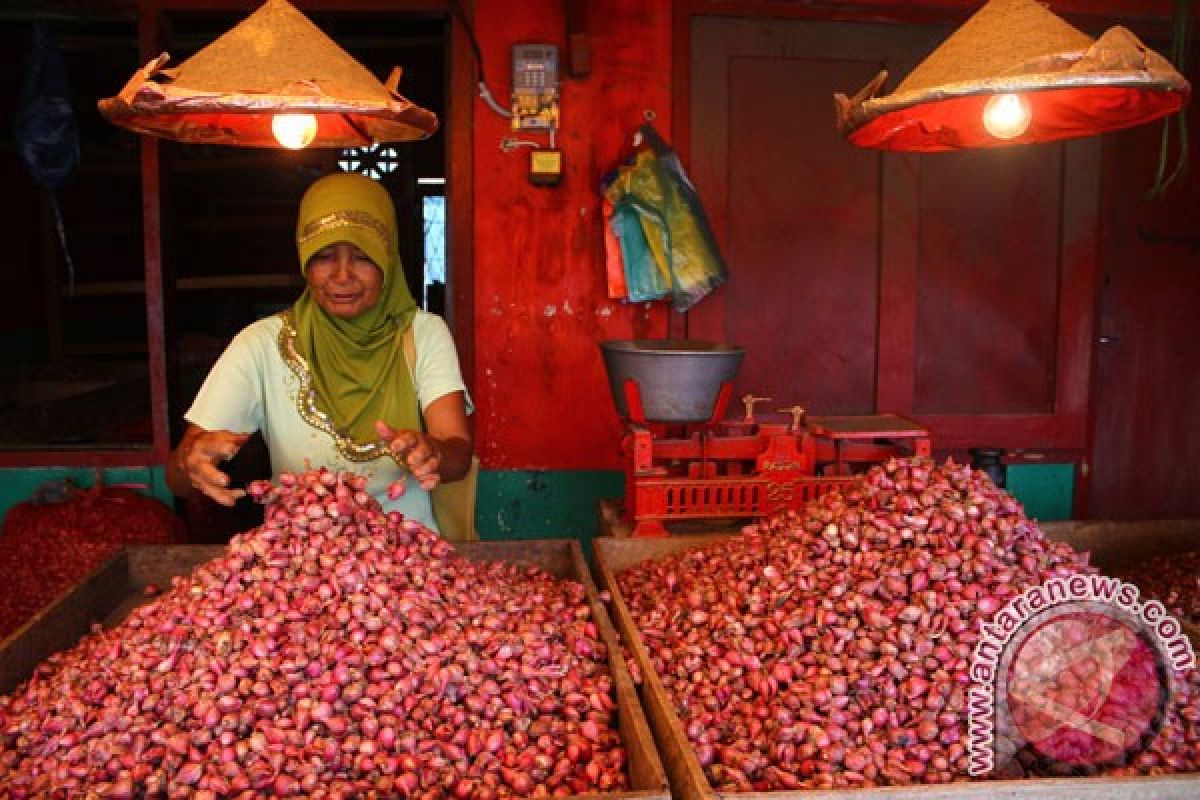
[0, 486, 181, 638]
[1112, 550, 1200, 627]
[617, 458, 1200, 790]
[0, 467, 627, 798]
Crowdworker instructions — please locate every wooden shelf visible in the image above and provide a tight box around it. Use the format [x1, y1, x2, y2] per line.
[66, 273, 303, 297]
[62, 340, 148, 356]
[72, 214, 295, 236]
[79, 153, 330, 177]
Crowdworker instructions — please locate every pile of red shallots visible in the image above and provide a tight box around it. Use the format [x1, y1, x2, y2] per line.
[1113, 551, 1200, 627]
[617, 458, 1200, 790]
[0, 486, 184, 638]
[0, 468, 626, 799]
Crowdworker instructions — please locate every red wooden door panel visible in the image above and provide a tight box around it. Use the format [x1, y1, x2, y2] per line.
[914, 146, 1062, 415]
[1088, 96, 1200, 518]
[686, 15, 1099, 452]
[725, 56, 881, 413]
[900, 141, 1100, 448]
[688, 17, 944, 415]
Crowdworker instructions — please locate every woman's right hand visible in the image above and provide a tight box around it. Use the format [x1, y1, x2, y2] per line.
[170, 426, 250, 506]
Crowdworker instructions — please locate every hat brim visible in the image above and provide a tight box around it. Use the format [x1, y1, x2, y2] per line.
[99, 92, 437, 148]
[848, 82, 1188, 152]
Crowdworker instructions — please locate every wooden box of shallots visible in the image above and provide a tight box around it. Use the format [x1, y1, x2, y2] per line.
[595, 524, 1200, 800]
[0, 540, 669, 800]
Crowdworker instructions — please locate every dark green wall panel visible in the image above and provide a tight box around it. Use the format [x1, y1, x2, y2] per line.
[1007, 463, 1075, 522]
[476, 470, 623, 553]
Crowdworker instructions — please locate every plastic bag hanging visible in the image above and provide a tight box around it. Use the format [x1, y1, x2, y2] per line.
[604, 124, 727, 312]
[14, 24, 79, 190]
[608, 180, 671, 303]
[14, 23, 80, 289]
[603, 156, 669, 303]
[601, 197, 629, 300]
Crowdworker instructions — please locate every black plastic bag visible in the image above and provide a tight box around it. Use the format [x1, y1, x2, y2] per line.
[14, 23, 80, 287]
[14, 23, 79, 190]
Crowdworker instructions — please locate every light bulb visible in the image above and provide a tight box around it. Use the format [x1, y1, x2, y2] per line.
[982, 93, 1032, 140]
[272, 113, 318, 149]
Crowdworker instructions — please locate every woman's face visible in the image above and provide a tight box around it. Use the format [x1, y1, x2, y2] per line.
[305, 242, 385, 318]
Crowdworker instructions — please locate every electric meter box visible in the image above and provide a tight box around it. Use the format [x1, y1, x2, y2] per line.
[512, 44, 559, 132]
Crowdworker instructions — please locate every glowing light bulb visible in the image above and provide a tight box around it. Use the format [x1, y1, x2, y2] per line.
[272, 113, 318, 149]
[982, 93, 1032, 140]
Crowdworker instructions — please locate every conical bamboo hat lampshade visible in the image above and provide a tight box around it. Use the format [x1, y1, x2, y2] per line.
[834, 0, 1190, 151]
[99, 0, 437, 148]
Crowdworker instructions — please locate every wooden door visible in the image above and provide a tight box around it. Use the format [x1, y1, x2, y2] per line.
[1087, 101, 1200, 518]
[685, 15, 1100, 452]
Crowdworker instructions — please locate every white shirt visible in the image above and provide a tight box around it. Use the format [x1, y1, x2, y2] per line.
[185, 311, 471, 531]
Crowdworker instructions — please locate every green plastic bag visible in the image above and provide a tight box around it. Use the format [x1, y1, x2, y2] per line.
[608, 181, 670, 303]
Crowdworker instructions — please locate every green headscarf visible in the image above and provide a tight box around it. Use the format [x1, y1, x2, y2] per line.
[290, 172, 420, 452]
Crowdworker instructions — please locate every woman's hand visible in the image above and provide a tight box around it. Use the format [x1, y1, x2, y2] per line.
[375, 393, 471, 494]
[166, 425, 250, 506]
[375, 421, 443, 490]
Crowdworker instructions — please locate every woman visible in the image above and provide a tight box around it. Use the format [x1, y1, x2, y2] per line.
[166, 172, 472, 533]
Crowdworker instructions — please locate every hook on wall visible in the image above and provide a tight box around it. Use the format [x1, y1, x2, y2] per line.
[633, 110, 657, 147]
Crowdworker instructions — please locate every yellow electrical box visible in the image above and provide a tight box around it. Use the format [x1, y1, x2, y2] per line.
[530, 149, 563, 186]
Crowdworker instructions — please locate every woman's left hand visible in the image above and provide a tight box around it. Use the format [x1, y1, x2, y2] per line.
[375, 421, 442, 490]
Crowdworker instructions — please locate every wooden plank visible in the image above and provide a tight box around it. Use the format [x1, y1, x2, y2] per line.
[0, 540, 669, 799]
[912, 145, 1063, 417]
[0, 550, 130, 695]
[139, 4, 170, 465]
[66, 274, 304, 296]
[445, 0, 475, 391]
[1041, 520, 1200, 566]
[684, 10, 1103, 449]
[561, 540, 671, 798]
[875, 150, 920, 416]
[595, 538, 718, 800]
[671, 0, 1180, 27]
[0, 451, 162, 468]
[1041, 519, 1200, 645]
[595, 531, 1200, 800]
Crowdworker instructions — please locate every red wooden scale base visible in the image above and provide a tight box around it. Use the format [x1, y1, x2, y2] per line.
[618, 379, 932, 537]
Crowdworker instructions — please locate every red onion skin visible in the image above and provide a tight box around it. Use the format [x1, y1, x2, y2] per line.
[1111, 551, 1200, 626]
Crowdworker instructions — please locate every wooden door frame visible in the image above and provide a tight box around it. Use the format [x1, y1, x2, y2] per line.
[0, 0, 473, 468]
[670, 2, 969, 337]
[671, 0, 1178, 332]
[671, 3, 1107, 488]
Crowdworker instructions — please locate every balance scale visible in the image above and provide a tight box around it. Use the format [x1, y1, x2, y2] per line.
[601, 341, 932, 537]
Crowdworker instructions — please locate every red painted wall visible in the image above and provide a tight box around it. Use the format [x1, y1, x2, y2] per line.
[471, 0, 672, 470]
[466, 0, 1192, 495]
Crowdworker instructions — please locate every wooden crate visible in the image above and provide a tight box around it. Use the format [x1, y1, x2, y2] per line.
[0, 540, 669, 800]
[1041, 519, 1198, 569]
[1041, 519, 1200, 643]
[594, 529, 1200, 800]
